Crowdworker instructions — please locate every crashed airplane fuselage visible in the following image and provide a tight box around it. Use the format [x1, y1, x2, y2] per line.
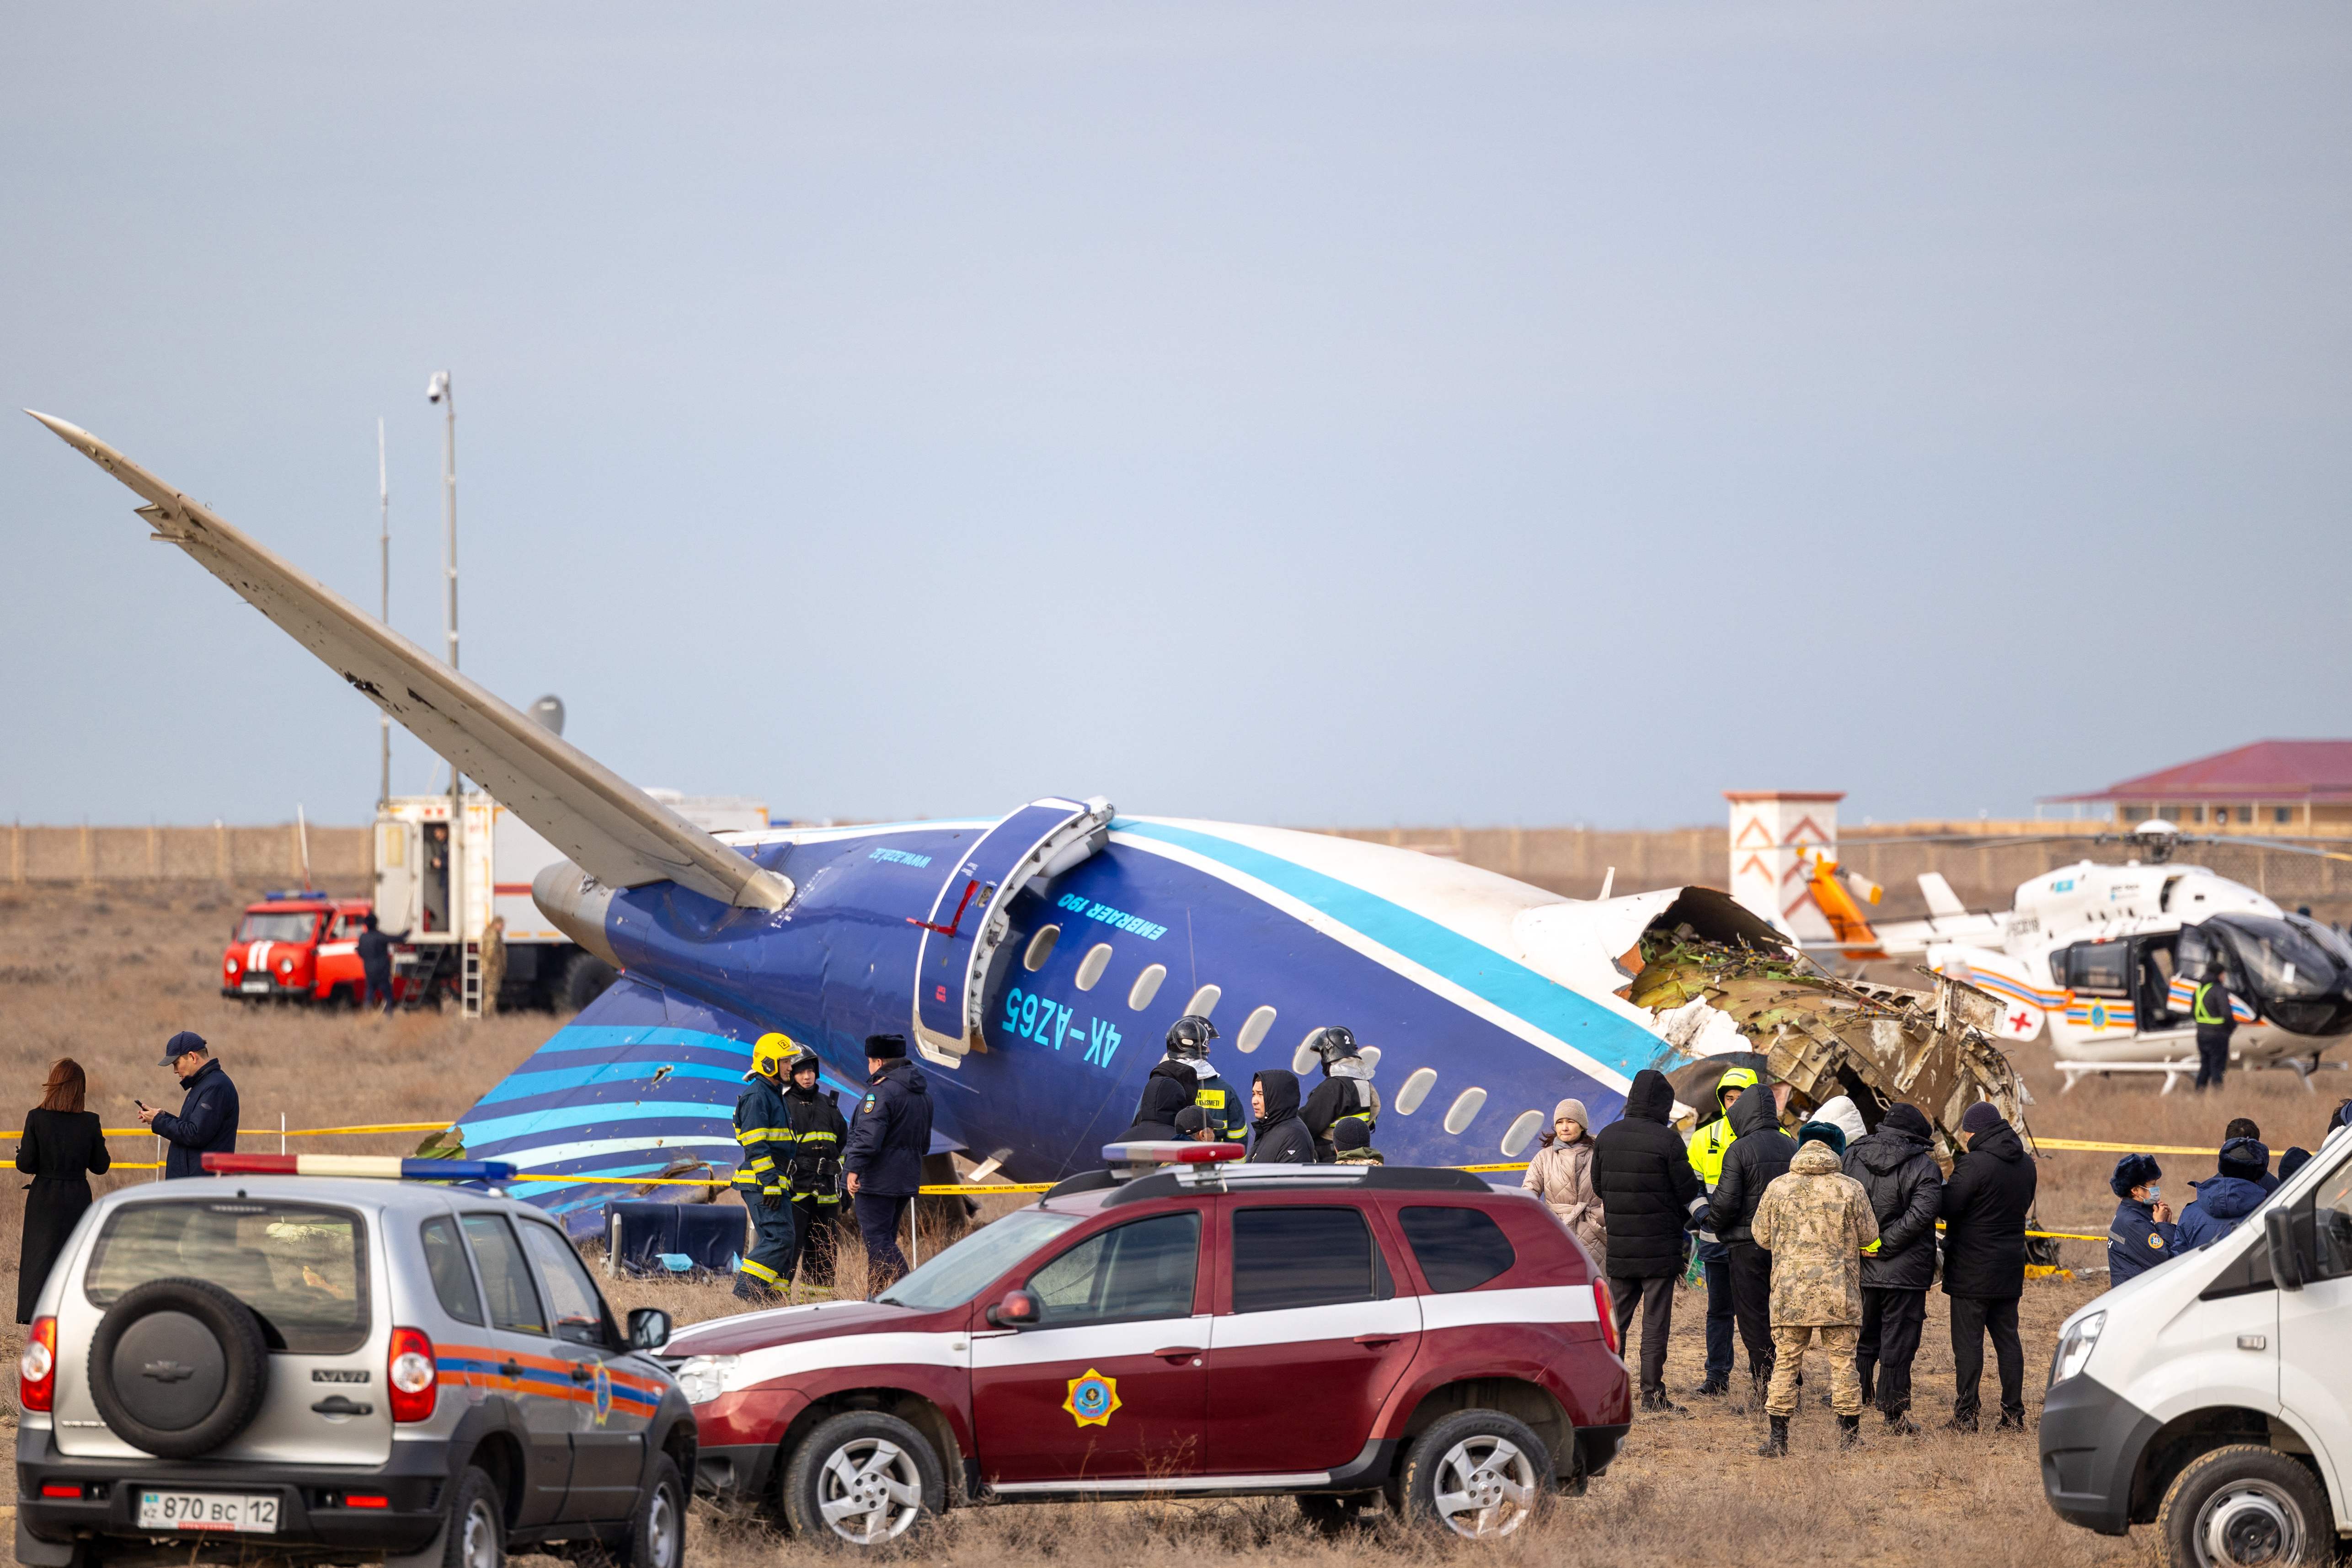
[38, 410, 1868, 1232]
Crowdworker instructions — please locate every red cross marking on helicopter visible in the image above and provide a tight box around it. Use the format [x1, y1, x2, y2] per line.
[2011, 1011, 2032, 1031]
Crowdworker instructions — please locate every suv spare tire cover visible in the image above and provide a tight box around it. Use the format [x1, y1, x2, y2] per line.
[88, 1277, 270, 1459]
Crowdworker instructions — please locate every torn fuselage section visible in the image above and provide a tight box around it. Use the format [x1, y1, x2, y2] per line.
[1626, 929, 2035, 1161]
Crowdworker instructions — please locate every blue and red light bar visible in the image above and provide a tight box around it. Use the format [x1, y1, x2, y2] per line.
[1098, 1140, 1246, 1166]
[202, 1153, 514, 1182]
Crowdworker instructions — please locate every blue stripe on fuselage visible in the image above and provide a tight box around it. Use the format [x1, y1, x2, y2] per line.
[1112, 819, 1658, 1080]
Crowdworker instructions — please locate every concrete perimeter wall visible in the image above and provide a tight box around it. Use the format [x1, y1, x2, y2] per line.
[11, 819, 2347, 918]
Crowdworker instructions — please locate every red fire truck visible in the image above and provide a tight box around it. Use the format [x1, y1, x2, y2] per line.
[219, 890, 380, 1006]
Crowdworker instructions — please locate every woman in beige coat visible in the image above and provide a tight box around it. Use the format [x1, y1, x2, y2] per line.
[1523, 1097, 1605, 1274]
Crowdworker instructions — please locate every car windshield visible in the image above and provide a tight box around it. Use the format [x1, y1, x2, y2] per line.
[2211, 915, 2345, 1001]
[86, 1199, 369, 1354]
[237, 911, 319, 942]
[873, 1208, 1085, 1311]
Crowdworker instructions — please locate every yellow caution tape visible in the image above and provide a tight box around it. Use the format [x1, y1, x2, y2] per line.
[2031, 1138, 2225, 1157]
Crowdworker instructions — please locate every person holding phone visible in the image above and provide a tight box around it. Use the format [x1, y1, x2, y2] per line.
[17, 1058, 110, 1322]
[135, 1031, 240, 1179]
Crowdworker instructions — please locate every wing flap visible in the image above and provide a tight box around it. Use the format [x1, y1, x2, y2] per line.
[31, 410, 789, 911]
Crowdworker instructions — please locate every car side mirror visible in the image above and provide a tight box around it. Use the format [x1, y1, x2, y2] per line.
[985, 1288, 1042, 1329]
[2265, 1209, 2303, 1293]
[628, 1307, 672, 1351]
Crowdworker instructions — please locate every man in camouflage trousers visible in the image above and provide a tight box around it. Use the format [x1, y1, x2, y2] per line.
[1749, 1120, 1879, 1456]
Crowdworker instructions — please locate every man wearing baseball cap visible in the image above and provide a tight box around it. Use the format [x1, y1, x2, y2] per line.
[136, 1031, 241, 1179]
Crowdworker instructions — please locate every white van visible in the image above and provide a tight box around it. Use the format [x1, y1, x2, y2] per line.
[2041, 1124, 2352, 1568]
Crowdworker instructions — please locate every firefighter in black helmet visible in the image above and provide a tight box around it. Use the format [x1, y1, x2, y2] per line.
[1123, 1015, 1218, 1144]
[1300, 1024, 1380, 1163]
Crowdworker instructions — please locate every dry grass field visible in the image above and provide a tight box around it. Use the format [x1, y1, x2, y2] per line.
[4, 879, 2347, 1566]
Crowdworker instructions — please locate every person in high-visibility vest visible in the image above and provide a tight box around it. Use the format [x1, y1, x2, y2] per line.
[2192, 964, 2239, 1092]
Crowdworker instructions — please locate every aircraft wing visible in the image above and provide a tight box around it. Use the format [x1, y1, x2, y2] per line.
[29, 411, 790, 911]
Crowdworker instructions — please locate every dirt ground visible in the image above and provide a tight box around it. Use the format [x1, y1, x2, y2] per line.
[5, 879, 2347, 1566]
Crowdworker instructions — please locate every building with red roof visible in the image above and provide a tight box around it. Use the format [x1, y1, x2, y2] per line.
[2049, 740, 2352, 835]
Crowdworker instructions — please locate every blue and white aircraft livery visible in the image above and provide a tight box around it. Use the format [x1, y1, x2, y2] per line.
[34, 412, 1773, 1232]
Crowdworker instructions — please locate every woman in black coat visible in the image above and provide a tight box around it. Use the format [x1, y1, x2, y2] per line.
[18, 1058, 111, 1322]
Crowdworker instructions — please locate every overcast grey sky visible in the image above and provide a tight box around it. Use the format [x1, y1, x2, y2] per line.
[5, 2, 2347, 831]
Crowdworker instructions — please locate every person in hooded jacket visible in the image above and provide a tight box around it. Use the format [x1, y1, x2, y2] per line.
[1684, 1066, 1758, 1397]
[1939, 1101, 2037, 1432]
[1122, 1016, 1215, 1144]
[1842, 1102, 1942, 1431]
[2278, 1146, 2313, 1184]
[1246, 1070, 1318, 1164]
[2105, 1153, 2176, 1284]
[1299, 1026, 1380, 1161]
[1331, 1118, 1383, 1166]
[1704, 1078, 1796, 1400]
[1751, 1121, 1879, 1456]
[2176, 1137, 2271, 1249]
[844, 1033, 932, 1297]
[2219, 1118, 2277, 1193]
[1593, 1069, 1707, 1412]
[1523, 1097, 1606, 1276]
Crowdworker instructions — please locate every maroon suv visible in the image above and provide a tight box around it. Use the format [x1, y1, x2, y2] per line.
[666, 1156, 1630, 1545]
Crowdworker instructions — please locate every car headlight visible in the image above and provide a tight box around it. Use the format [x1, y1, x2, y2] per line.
[671, 1354, 738, 1406]
[2050, 1310, 2104, 1386]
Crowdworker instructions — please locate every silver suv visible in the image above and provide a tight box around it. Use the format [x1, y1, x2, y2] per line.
[15, 1175, 694, 1568]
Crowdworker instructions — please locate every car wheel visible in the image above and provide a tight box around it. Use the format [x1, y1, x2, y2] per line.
[2158, 1444, 2330, 1568]
[440, 1467, 505, 1568]
[1397, 1409, 1554, 1541]
[610, 1453, 685, 1568]
[85, 1277, 269, 1459]
[780, 1411, 943, 1547]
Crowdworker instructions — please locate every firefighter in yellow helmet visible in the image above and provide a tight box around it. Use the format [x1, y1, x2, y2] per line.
[732, 1032, 800, 1302]
[1685, 1065, 1759, 1397]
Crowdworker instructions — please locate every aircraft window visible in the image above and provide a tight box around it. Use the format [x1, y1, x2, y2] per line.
[1074, 943, 1114, 991]
[1023, 925, 1059, 972]
[1360, 1046, 1382, 1072]
[1235, 1005, 1276, 1053]
[1499, 1109, 1544, 1157]
[1182, 984, 1221, 1019]
[1394, 1068, 1438, 1115]
[1291, 1034, 1320, 1075]
[1128, 963, 1167, 1011]
[1443, 1087, 1488, 1135]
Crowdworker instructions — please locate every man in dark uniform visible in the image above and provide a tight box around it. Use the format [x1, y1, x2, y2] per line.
[1299, 1025, 1379, 1162]
[355, 914, 405, 1013]
[776, 1048, 848, 1290]
[845, 1033, 931, 1297]
[2193, 963, 2238, 1092]
[138, 1032, 240, 1180]
[731, 1033, 798, 1302]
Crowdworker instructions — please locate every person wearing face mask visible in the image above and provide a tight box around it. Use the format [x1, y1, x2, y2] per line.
[2105, 1153, 2177, 1284]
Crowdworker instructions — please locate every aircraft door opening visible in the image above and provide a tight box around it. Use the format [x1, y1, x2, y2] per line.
[910, 796, 1113, 1066]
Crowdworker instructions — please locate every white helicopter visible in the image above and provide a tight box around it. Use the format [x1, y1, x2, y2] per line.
[1825, 820, 2352, 1072]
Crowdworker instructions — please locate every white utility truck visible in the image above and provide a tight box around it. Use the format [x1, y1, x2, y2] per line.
[372, 788, 766, 1014]
[2042, 1123, 2352, 1568]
